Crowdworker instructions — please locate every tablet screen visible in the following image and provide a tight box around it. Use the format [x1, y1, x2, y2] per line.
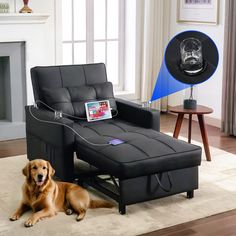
[85, 100, 112, 122]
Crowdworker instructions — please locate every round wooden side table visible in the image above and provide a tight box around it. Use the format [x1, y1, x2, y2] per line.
[169, 105, 213, 161]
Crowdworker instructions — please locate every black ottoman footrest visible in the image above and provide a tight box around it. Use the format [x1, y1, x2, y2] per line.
[74, 121, 202, 214]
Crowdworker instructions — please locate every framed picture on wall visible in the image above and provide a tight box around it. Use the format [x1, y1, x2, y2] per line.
[177, 0, 219, 24]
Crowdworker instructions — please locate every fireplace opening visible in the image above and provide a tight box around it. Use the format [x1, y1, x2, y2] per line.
[0, 42, 26, 141]
[0, 56, 11, 121]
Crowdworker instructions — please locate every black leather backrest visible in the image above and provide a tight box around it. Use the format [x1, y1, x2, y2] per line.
[31, 63, 117, 117]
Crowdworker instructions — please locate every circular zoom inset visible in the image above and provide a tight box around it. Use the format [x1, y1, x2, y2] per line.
[165, 31, 219, 85]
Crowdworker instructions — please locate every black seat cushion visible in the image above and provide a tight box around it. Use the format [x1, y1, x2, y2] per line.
[41, 82, 116, 118]
[74, 119, 202, 179]
[31, 63, 116, 118]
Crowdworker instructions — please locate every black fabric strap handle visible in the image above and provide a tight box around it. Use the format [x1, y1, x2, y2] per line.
[154, 172, 173, 192]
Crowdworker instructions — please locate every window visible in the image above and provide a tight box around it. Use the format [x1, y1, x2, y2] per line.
[62, 0, 125, 90]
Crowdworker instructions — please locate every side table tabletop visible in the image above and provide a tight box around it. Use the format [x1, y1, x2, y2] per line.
[169, 105, 213, 161]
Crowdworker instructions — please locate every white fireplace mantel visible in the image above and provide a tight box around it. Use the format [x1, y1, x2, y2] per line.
[0, 13, 50, 24]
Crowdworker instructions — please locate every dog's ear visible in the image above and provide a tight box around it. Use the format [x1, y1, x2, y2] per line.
[22, 162, 30, 179]
[47, 161, 55, 178]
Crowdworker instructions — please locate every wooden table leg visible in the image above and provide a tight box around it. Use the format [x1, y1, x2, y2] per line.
[188, 114, 192, 143]
[197, 114, 211, 161]
[173, 114, 184, 139]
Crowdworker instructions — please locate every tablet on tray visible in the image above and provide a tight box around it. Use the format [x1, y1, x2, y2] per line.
[85, 100, 112, 122]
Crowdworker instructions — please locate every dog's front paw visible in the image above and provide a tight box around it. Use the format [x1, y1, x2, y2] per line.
[10, 213, 21, 221]
[24, 218, 36, 227]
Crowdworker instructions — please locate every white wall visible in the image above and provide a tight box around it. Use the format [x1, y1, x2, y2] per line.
[168, 0, 225, 122]
[1, 0, 226, 122]
[0, 0, 56, 105]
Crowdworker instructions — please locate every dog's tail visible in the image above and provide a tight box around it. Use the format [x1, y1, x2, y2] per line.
[89, 199, 114, 209]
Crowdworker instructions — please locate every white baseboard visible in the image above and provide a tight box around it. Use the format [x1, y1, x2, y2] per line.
[192, 115, 221, 128]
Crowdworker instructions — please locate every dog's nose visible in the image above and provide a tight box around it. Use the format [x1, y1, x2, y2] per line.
[38, 174, 43, 180]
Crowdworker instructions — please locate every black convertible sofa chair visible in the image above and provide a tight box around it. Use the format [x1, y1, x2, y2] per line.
[25, 63, 202, 214]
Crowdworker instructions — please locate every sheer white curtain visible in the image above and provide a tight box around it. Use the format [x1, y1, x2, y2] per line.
[221, 0, 236, 136]
[136, 0, 170, 111]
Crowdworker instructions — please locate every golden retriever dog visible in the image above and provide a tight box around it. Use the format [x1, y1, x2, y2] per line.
[10, 159, 113, 227]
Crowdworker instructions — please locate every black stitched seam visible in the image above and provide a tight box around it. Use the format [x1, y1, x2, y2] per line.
[90, 84, 98, 100]
[80, 120, 105, 127]
[81, 125, 103, 136]
[79, 134, 150, 158]
[127, 131, 177, 152]
[69, 98, 95, 103]
[122, 148, 200, 164]
[78, 128, 174, 157]
[152, 138, 176, 152]
[125, 142, 150, 157]
[101, 134, 143, 142]
[59, 67, 64, 87]
[127, 131, 152, 137]
[84, 121, 129, 136]
[64, 88, 75, 116]
[101, 134, 116, 139]
[77, 127, 185, 157]
[76, 141, 201, 165]
[35, 70, 41, 101]
[50, 100, 93, 105]
[103, 63, 108, 82]
[100, 133, 173, 153]
[102, 134, 147, 142]
[82, 65, 87, 85]
[51, 101, 72, 104]
[105, 121, 128, 132]
[98, 96, 115, 100]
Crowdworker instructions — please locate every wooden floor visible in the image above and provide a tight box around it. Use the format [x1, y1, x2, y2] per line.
[1, 113, 236, 235]
[0, 138, 26, 158]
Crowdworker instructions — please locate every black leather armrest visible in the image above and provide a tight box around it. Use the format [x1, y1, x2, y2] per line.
[115, 98, 160, 131]
[25, 106, 75, 147]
